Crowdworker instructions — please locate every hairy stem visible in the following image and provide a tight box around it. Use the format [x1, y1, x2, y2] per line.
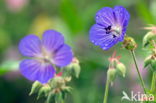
[103, 77, 110, 103]
[131, 50, 147, 94]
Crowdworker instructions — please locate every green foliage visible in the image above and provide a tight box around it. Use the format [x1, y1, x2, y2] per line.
[60, 0, 83, 34]
[136, 0, 156, 24]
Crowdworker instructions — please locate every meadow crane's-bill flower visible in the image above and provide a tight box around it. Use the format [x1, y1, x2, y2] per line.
[19, 30, 73, 84]
[89, 6, 130, 50]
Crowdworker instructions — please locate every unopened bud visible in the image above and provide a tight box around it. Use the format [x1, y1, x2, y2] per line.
[107, 68, 117, 82]
[144, 55, 152, 68]
[151, 59, 156, 70]
[37, 85, 51, 99]
[116, 63, 126, 77]
[143, 32, 156, 48]
[62, 86, 72, 93]
[50, 76, 65, 89]
[29, 81, 42, 95]
[123, 36, 137, 50]
[65, 57, 81, 78]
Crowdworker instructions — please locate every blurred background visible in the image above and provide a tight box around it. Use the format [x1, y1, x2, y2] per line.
[0, 0, 155, 103]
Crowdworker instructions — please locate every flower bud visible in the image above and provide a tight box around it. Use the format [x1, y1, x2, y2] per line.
[50, 76, 65, 89]
[144, 55, 152, 68]
[123, 36, 137, 50]
[62, 86, 72, 93]
[107, 68, 117, 82]
[116, 63, 126, 77]
[64, 57, 81, 78]
[29, 81, 42, 95]
[37, 85, 51, 99]
[151, 59, 156, 70]
[143, 31, 156, 49]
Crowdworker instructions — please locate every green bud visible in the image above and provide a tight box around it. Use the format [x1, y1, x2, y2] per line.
[64, 76, 72, 82]
[144, 56, 152, 68]
[64, 57, 81, 78]
[107, 68, 117, 82]
[123, 36, 137, 50]
[151, 59, 156, 70]
[50, 76, 65, 89]
[116, 63, 126, 77]
[29, 81, 42, 95]
[37, 85, 51, 99]
[143, 32, 156, 49]
[62, 86, 72, 93]
[72, 63, 81, 78]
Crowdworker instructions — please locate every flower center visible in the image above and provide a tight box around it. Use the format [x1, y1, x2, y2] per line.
[105, 25, 122, 38]
[39, 47, 53, 64]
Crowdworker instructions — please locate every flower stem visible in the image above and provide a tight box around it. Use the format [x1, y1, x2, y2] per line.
[150, 71, 156, 93]
[130, 50, 147, 94]
[103, 77, 110, 103]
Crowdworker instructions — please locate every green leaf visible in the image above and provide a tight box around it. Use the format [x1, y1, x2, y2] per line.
[59, 0, 83, 34]
[0, 61, 19, 75]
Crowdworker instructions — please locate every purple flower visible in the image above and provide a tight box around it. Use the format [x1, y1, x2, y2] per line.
[89, 6, 130, 50]
[19, 30, 73, 84]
